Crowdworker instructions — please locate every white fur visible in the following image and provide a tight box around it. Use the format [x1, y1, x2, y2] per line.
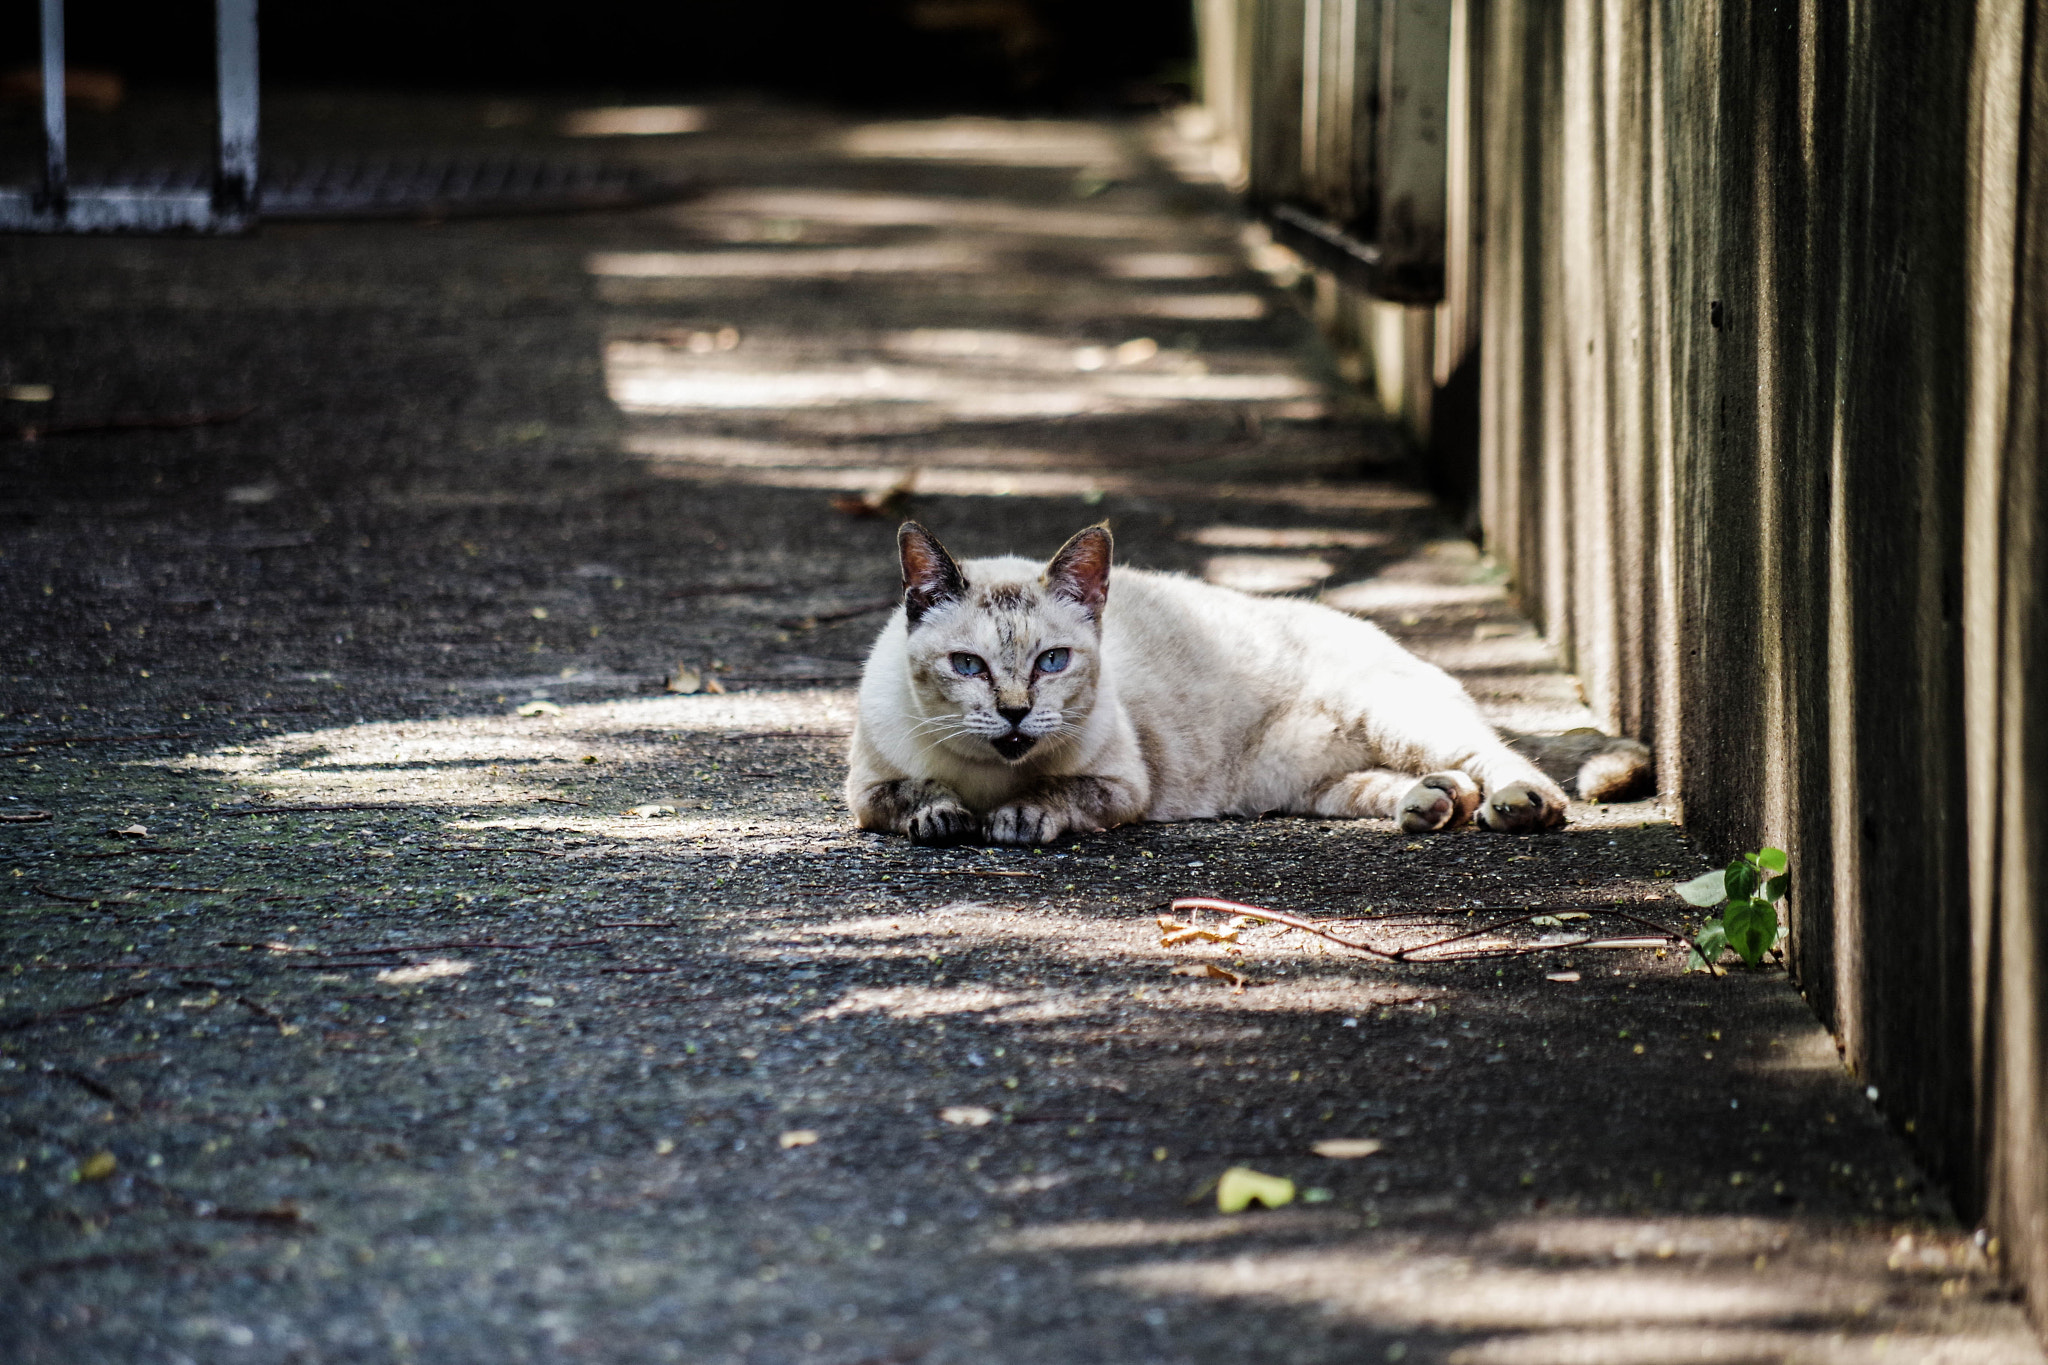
[845, 542, 1568, 844]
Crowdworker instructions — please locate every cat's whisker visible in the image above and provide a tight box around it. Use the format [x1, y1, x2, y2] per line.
[905, 717, 981, 746]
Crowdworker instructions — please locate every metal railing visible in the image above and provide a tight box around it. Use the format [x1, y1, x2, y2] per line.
[1, 0, 259, 233]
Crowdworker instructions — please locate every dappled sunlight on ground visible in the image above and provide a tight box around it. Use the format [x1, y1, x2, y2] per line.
[670, 187, 1193, 240]
[838, 118, 1136, 172]
[2, 96, 2035, 1365]
[1203, 553, 1338, 593]
[561, 105, 710, 137]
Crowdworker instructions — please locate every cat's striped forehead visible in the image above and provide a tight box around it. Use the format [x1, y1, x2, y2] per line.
[909, 564, 1094, 656]
[962, 579, 1048, 651]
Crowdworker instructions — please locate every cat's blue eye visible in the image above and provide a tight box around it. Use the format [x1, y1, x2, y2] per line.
[1036, 648, 1071, 674]
[950, 653, 987, 677]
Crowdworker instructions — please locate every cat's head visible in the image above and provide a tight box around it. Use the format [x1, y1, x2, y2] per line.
[894, 521, 1111, 765]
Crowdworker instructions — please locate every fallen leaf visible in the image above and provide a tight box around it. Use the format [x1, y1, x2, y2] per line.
[1545, 970, 1581, 983]
[1170, 963, 1249, 991]
[831, 468, 919, 519]
[666, 666, 703, 695]
[581, 755, 599, 764]
[78, 1151, 117, 1181]
[1216, 1166, 1294, 1212]
[1157, 914, 1239, 947]
[1312, 1138, 1384, 1159]
[778, 1129, 819, 1149]
[1675, 869, 1728, 906]
[375, 957, 472, 984]
[627, 803, 679, 818]
[109, 824, 148, 838]
[1556, 911, 1591, 921]
[704, 676, 726, 694]
[515, 700, 563, 717]
[939, 1106, 995, 1127]
[0, 809, 52, 824]
[654, 1137, 675, 1155]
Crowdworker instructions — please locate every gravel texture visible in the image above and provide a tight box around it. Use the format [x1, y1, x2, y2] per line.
[1, 95, 2039, 1364]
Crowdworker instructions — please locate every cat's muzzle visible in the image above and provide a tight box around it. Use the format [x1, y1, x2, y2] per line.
[990, 733, 1037, 762]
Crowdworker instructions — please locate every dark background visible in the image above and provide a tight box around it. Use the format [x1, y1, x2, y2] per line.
[2, 0, 1194, 109]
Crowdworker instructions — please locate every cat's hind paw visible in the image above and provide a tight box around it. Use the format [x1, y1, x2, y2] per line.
[988, 803, 1067, 845]
[908, 801, 982, 846]
[1398, 771, 1482, 833]
[1477, 780, 1568, 833]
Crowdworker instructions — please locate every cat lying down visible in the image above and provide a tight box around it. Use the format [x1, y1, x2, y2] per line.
[845, 522, 1652, 845]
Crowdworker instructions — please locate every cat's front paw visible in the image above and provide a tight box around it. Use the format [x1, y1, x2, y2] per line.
[1477, 780, 1568, 833]
[987, 803, 1066, 845]
[1398, 771, 1481, 832]
[908, 801, 981, 846]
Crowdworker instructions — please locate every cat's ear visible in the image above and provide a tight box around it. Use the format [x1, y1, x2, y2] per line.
[898, 521, 967, 627]
[1045, 525, 1112, 620]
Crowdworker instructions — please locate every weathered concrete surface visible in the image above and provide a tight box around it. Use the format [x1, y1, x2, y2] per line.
[0, 96, 2039, 1363]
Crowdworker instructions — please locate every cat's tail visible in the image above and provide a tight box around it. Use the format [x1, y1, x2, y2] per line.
[1501, 727, 1655, 803]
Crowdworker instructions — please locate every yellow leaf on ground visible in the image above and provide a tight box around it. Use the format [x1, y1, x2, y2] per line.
[78, 1151, 117, 1181]
[111, 824, 148, 838]
[666, 667, 703, 694]
[779, 1129, 819, 1149]
[1216, 1166, 1294, 1212]
[627, 804, 678, 818]
[1312, 1138, 1384, 1159]
[515, 700, 563, 716]
[1157, 914, 1240, 947]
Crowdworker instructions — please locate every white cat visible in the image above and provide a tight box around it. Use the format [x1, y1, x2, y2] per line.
[844, 522, 1649, 845]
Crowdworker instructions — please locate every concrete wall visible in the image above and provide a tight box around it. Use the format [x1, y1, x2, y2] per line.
[1471, 0, 2048, 1322]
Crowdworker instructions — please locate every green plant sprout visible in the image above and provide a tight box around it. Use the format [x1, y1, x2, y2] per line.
[1676, 847, 1790, 972]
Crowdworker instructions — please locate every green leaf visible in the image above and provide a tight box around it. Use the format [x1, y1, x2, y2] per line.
[1756, 847, 1789, 874]
[1724, 897, 1777, 967]
[1691, 917, 1728, 970]
[1763, 874, 1789, 902]
[1724, 859, 1760, 902]
[1675, 870, 1727, 907]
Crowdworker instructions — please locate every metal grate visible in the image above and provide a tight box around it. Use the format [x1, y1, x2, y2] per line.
[43, 156, 681, 223]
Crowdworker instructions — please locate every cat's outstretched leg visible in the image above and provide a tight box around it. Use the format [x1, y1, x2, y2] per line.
[987, 775, 1146, 846]
[1304, 769, 1483, 831]
[850, 778, 981, 845]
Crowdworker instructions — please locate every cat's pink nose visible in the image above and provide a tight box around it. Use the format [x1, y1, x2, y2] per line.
[997, 704, 1030, 726]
